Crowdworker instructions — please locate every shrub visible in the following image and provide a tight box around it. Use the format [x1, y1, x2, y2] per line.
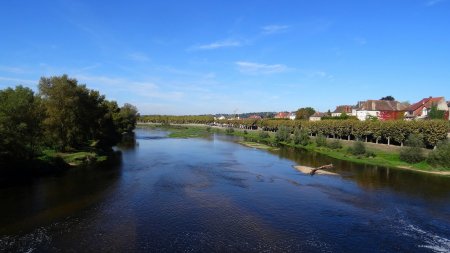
[328, 139, 342, 149]
[400, 134, 425, 163]
[258, 131, 270, 139]
[350, 141, 366, 155]
[243, 130, 248, 135]
[206, 126, 212, 132]
[275, 125, 291, 143]
[365, 150, 376, 158]
[225, 127, 234, 134]
[315, 134, 327, 147]
[427, 141, 450, 169]
[293, 128, 310, 146]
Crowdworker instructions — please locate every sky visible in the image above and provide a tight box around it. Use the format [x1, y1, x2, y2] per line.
[0, 0, 449, 115]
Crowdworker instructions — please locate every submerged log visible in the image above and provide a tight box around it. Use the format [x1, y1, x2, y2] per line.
[310, 164, 334, 175]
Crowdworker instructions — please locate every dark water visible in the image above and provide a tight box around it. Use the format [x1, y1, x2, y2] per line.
[1, 128, 450, 252]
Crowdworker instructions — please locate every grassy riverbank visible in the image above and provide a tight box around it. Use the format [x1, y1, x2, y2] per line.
[40, 150, 109, 167]
[138, 123, 450, 175]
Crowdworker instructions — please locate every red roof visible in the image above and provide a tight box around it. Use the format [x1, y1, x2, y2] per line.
[333, 105, 353, 113]
[407, 97, 444, 112]
[310, 112, 326, 117]
[358, 100, 407, 111]
[275, 112, 289, 118]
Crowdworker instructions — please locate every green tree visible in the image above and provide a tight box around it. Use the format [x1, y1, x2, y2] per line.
[380, 96, 395, 101]
[0, 86, 44, 161]
[39, 75, 84, 150]
[399, 134, 425, 163]
[295, 107, 316, 120]
[116, 103, 139, 133]
[275, 125, 291, 143]
[428, 105, 445, 119]
[293, 128, 310, 146]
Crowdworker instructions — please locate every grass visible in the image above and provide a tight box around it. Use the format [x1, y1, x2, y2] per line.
[238, 141, 278, 150]
[40, 149, 108, 166]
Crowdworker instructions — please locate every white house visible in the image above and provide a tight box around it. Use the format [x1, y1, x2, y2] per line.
[288, 112, 296, 120]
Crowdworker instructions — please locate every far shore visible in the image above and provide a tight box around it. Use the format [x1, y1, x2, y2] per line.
[137, 123, 450, 176]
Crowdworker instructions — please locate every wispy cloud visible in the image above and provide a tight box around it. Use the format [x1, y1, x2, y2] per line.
[235, 61, 288, 75]
[0, 66, 27, 74]
[0, 76, 36, 87]
[189, 39, 242, 51]
[75, 74, 183, 101]
[426, 0, 445, 6]
[354, 36, 367, 45]
[261, 25, 290, 35]
[128, 52, 150, 62]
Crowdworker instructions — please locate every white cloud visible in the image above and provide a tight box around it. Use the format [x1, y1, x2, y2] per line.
[235, 61, 288, 75]
[426, 0, 445, 6]
[261, 25, 290, 35]
[0, 76, 36, 87]
[75, 74, 183, 100]
[0, 66, 27, 74]
[354, 37, 367, 45]
[190, 39, 241, 50]
[128, 52, 150, 62]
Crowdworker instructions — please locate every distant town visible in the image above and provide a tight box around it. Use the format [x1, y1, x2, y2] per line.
[213, 96, 450, 121]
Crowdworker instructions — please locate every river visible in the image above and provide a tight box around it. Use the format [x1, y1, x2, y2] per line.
[1, 128, 449, 252]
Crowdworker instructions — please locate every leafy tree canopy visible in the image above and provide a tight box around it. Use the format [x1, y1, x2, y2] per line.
[295, 107, 316, 120]
[380, 96, 395, 101]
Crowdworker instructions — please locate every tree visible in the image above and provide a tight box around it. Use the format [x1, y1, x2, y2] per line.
[0, 86, 45, 161]
[275, 125, 291, 143]
[380, 96, 395, 101]
[39, 75, 84, 150]
[295, 107, 316, 120]
[116, 103, 139, 133]
[400, 134, 425, 163]
[39, 75, 139, 151]
[428, 105, 445, 119]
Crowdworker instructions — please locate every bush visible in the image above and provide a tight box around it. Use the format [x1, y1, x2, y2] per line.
[328, 139, 342, 149]
[427, 141, 450, 168]
[225, 127, 234, 134]
[350, 141, 366, 155]
[275, 125, 291, 143]
[243, 130, 248, 135]
[293, 128, 310, 146]
[315, 134, 327, 147]
[206, 126, 211, 132]
[258, 131, 270, 139]
[400, 134, 425, 163]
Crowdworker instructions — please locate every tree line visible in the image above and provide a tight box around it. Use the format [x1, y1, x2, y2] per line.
[0, 75, 138, 166]
[138, 115, 449, 148]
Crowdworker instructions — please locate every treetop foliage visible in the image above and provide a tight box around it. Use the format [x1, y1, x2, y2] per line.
[0, 75, 138, 164]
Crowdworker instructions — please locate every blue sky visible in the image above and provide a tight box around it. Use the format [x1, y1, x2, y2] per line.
[1, 0, 449, 115]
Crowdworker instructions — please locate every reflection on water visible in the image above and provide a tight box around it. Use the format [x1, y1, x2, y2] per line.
[0, 128, 449, 252]
[274, 146, 450, 200]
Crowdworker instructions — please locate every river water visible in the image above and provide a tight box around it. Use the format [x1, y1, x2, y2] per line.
[1, 128, 450, 252]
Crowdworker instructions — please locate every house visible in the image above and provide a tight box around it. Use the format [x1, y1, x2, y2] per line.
[309, 112, 326, 121]
[331, 105, 353, 117]
[355, 100, 408, 121]
[406, 97, 449, 120]
[248, 115, 262, 119]
[215, 115, 226, 120]
[288, 112, 296, 120]
[274, 112, 290, 119]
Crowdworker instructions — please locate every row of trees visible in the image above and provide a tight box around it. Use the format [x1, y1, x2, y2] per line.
[138, 115, 449, 148]
[0, 75, 138, 164]
[220, 119, 449, 148]
[139, 115, 214, 124]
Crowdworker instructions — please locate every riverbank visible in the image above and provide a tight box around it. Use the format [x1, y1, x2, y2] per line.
[137, 123, 450, 176]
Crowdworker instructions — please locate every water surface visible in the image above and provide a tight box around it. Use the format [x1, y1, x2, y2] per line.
[1, 128, 449, 252]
